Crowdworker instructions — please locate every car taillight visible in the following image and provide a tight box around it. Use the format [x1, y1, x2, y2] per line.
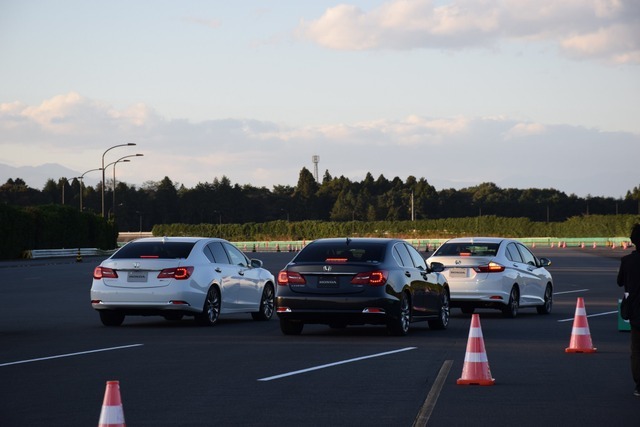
[93, 266, 118, 279]
[157, 266, 194, 280]
[351, 270, 388, 286]
[474, 262, 505, 273]
[278, 271, 306, 285]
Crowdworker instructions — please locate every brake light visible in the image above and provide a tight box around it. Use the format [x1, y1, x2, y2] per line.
[325, 258, 348, 263]
[158, 266, 194, 280]
[93, 266, 118, 279]
[474, 262, 505, 273]
[351, 270, 388, 286]
[277, 271, 306, 285]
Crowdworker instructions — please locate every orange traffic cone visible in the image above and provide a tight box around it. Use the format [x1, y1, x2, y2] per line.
[565, 297, 596, 353]
[457, 314, 495, 385]
[98, 381, 126, 427]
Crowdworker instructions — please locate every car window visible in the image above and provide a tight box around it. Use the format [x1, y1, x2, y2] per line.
[517, 243, 537, 266]
[434, 242, 499, 257]
[505, 243, 524, 263]
[112, 241, 195, 259]
[224, 243, 248, 267]
[405, 243, 427, 270]
[393, 243, 414, 268]
[293, 241, 385, 263]
[206, 242, 230, 264]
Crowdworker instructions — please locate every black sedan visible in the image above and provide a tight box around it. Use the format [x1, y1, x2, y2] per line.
[276, 237, 450, 336]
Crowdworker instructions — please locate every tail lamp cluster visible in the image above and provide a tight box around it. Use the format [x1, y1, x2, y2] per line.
[93, 266, 194, 280]
[277, 270, 388, 286]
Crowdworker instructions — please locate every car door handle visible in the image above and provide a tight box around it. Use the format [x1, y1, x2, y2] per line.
[405, 271, 411, 277]
[215, 267, 222, 273]
[239, 270, 245, 276]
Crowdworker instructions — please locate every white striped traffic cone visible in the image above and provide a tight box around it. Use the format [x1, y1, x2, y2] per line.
[98, 381, 126, 427]
[565, 297, 596, 353]
[457, 314, 495, 385]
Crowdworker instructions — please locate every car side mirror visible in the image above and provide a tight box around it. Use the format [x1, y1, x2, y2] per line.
[428, 262, 444, 273]
[538, 257, 551, 267]
[250, 259, 263, 268]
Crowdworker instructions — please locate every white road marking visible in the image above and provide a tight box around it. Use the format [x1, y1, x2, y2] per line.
[554, 289, 589, 295]
[412, 360, 453, 427]
[258, 347, 417, 382]
[0, 344, 143, 367]
[558, 311, 618, 323]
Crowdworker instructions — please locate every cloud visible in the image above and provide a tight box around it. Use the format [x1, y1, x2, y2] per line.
[184, 17, 221, 29]
[298, 0, 640, 63]
[0, 93, 638, 197]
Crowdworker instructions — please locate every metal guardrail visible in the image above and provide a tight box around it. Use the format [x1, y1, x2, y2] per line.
[23, 237, 635, 259]
[23, 248, 116, 259]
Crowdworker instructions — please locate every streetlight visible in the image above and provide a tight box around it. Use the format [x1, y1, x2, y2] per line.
[102, 143, 136, 218]
[74, 167, 102, 212]
[107, 154, 143, 219]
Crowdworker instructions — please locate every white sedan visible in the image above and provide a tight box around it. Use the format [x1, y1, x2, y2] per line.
[90, 237, 275, 326]
[426, 237, 553, 317]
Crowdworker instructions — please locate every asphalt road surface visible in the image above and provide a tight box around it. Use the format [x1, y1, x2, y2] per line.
[1, 247, 639, 426]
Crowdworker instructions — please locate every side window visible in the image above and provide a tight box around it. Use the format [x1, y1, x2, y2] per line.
[405, 243, 427, 270]
[208, 242, 230, 264]
[505, 243, 523, 263]
[517, 243, 537, 266]
[393, 243, 414, 268]
[224, 243, 248, 267]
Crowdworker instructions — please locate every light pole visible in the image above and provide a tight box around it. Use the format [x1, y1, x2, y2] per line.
[102, 143, 136, 218]
[74, 168, 102, 212]
[105, 154, 143, 219]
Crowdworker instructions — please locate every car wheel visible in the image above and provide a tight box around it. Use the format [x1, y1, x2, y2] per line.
[502, 286, 519, 318]
[195, 286, 221, 326]
[461, 306, 475, 315]
[251, 284, 275, 321]
[387, 292, 411, 336]
[280, 318, 304, 335]
[536, 284, 553, 314]
[99, 310, 125, 327]
[428, 290, 450, 330]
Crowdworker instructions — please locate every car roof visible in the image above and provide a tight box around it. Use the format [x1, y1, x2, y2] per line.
[310, 237, 404, 244]
[442, 237, 509, 244]
[128, 236, 221, 244]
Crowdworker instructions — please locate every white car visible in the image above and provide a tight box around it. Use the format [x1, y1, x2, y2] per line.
[426, 237, 553, 317]
[90, 237, 275, 326]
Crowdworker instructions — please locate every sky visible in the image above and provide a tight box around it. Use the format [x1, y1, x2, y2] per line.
[1, 0, 639, 198]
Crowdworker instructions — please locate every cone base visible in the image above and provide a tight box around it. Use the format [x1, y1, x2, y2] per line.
[457, 378, 496, 386]
[565, 347, 597, 353]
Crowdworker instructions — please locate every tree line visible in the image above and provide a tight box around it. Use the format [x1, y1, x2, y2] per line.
[1, 168, 639, 232]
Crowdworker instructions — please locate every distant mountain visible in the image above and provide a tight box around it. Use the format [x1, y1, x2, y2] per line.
[0, 163, 100, 190]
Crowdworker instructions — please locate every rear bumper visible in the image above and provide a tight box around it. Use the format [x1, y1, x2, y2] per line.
[276, 295, 400, 325]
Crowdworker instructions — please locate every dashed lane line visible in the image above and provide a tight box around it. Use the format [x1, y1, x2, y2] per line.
[0, 344, 144, 367]
[258, 347, 417, 382]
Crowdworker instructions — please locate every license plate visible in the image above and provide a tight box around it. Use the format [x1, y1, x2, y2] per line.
[448, 268, 468, 278]
[127, 271, 148, 282]
[317, 276, 339, 288]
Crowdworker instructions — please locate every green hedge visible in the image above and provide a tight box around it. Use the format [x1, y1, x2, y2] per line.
[0, 204, 117, 259]
[152, 214, 640, 242]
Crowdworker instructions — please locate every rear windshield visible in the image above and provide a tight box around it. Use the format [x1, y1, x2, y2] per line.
[434, 242, 499, 257]
[112, 241, 196, 259]
[294, 241, 386, 263]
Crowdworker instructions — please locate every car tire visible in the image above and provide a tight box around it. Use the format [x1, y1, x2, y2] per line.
[195, 286, 221, 326]
[252, 284, 275, 321]
[502, 286, 519, 318]
[461, 306, 475, 315]
[428, 289, 450, 330]
[280, 318, 304, 335]
[99, 310, 125, 327]
[387, 292, 411, 336]
[536, 284, 553, 314]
